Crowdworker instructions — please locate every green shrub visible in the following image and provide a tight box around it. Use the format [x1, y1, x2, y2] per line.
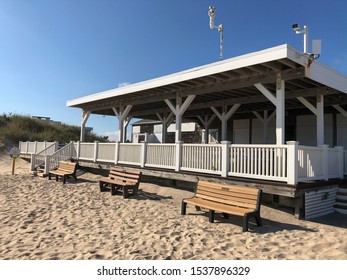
[0, 114, 108, 143]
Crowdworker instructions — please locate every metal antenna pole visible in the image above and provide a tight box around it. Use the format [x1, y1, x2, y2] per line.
[219, 24, 223, 60]
[208, 6, 224, 61]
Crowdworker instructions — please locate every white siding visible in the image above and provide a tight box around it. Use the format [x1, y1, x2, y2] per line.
[337, 113, 347, 150]
[233, 119, 249, 144]
[296, 114, 333, 146]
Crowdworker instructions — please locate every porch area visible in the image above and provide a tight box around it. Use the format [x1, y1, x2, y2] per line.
[22, 140, 345, 186]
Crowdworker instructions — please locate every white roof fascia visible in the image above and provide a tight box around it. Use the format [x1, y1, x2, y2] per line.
[305, 60, 347, 94]
[67, 44, 291, 107]
[286, 45, 347, 94]
[67, 44, 347, 107]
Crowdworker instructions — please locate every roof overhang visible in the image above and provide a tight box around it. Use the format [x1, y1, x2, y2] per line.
[67, 44, 347, 119]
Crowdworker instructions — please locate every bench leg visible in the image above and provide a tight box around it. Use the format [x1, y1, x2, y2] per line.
[63, 176, 66, 184]
[123, 187, 129, 199]
[55, 175, 59, 182]
[209, 210, 215, 223]
[111, 185, 117, 195]
[48, 174, 51, 180]
[181, 201, 187, 215]
[243, 214, 250, 232]
[255, 213, 262, 227]
[100, 182, 105, 192]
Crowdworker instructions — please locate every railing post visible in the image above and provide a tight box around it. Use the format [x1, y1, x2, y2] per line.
[69, 141, 75, 159]
[34, 141, 38, 154]
[221, 141, 231, 177]
[26, 141, 29, 153]
[141, 141, 148, 168]
[114, 141, 120, 165]
[286, 141, 299, 185]
[335, 146, 344, 179]
[175, 141, 183, 172]
[30, 154, 35, 172]
[54, 141, 59, 152]
[76, 141, 81, 160]
[93, 141, 99, 162]
[44, 141, 47, 149]
[44, 155, 49, 175]
[319, 144, 329, 181]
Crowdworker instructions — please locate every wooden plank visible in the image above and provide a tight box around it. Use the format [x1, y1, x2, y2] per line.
[197, 189, 257, 205]
[183, 197, 252, 215]
[198, 185, 258, 200]
[195, 193, 256, 209]
[198, 181, 260, 195]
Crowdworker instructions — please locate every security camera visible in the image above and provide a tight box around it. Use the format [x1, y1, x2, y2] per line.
[208, 6, 215, 17]
[292, 23, 300, 32]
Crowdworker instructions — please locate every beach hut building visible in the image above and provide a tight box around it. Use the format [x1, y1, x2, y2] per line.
[22, 44, 347, 218]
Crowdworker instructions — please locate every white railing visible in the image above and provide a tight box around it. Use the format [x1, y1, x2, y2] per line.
[298, 146, 324, 180]
[45, 143, 76, 174]
[229, 145, 288, 181]
[30, 142, 76, 174]
[146, 144, 176, 169]
[328, 148, 340, 178]
[97, 143, 116, 163]
[19, 141, 56, 154]
[118, 143, 142, 166]
[78, 142, 95, 161]
[181, 144, 222, 174]
[24, 140, 345, 183]
[30, 142, 58, 170]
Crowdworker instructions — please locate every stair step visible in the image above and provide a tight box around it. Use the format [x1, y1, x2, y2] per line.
[337, 192, 347, 197]
[335, 198, 347, 204]
[334, 204, 347, 215]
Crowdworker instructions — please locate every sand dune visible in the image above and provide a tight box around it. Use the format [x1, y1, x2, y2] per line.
[0, 141, 346, 260]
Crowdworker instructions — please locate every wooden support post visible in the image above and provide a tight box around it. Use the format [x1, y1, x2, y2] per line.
[197, 115, 216, 144]
[253, 110, 276, 144]
[297, 94, 324, 145]
[255, 74, 285, 145]
[112, 105, 133, 143]
[165, 95, 195, 143]
[80, 110, 91, 142]
[157, 112, 173, 143]
[211, 104, 240, 141]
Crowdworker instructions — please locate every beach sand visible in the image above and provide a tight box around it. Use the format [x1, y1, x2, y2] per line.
[0, 142, 346, 260]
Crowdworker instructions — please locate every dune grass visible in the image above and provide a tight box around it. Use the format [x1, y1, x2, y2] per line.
[0, 113, 107, 143]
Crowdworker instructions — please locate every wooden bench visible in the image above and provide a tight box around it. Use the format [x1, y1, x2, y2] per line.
[99, 167, 142, 199]
[48, 161, 78, 184]
[181, 180, 262, 232]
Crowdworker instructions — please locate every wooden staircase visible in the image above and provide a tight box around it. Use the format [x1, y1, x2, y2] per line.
[334, 185, 347, 215]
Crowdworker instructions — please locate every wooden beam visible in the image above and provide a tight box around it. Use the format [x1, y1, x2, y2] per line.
[333, 104, 347, 119]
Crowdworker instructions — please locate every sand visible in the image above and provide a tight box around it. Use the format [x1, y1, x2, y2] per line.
[0, 141, 346, 260]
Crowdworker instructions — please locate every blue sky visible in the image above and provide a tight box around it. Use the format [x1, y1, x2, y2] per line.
[0, 0, 346, 140]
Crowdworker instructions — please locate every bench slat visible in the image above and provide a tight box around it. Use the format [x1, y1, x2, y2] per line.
[198, 181, 259, 195]
[196, 189, 258, 206]
[197, 185, 259, 200]
[183, 197, 253, 215]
